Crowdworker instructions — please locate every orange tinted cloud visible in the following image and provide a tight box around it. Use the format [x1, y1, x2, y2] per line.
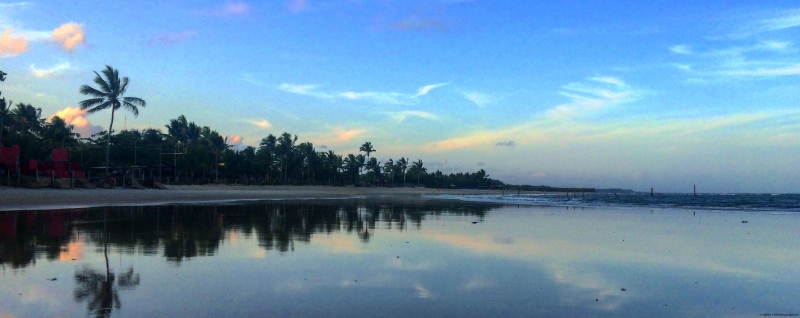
[50, 107, 102, 138]
[0, 28, 28, 57]
[335, 128, 365, 142]
[227, 135, 243, 145]
[52, 22, 85, 51]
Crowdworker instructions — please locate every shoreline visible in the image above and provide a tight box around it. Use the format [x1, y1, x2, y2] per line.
[0, 184, 515, 211]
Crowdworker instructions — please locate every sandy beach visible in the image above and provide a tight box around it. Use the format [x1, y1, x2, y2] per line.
[0, 185, 509, 211]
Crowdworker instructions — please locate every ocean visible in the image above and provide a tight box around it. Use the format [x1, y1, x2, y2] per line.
[426, 192, 800, 213]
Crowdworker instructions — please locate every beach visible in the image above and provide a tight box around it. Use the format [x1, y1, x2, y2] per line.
[0, 185, 511, 211]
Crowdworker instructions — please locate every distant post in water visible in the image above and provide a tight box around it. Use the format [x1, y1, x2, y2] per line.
[693, 184, 696, 196]
[650, 187, 653, 197]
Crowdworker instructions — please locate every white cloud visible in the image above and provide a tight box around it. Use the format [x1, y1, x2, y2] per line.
[757, 9, 800, 32]
[588, 76, 625, 87]
[278, 83, 333, 99]
[340, 91, 405, 104]
[669, 45, 693, 55]
[276, 82, 450, 105]
[546, 76, 640, 119]
[461, 92, 492, 107]
[415, 82, 449, 97]
[389, 110, 440, 123]
[243, 119, 271, 129]
[30, 62, 69, 78]
[672, 40, 800, 79]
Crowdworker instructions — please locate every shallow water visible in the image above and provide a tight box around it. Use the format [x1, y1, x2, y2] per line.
[1, 198, 799, 317]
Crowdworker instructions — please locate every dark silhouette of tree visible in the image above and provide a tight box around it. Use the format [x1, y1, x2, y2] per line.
[79, 65, 146, 175]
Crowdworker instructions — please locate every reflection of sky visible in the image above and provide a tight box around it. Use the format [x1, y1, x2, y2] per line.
[2, 205, 800, 317]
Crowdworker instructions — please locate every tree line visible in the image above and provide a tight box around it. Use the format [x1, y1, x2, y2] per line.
[0, 66, 497, 188]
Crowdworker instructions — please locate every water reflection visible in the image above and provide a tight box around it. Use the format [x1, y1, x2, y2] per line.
[2, 199, 799, 317]
[0, 199, 495, 268]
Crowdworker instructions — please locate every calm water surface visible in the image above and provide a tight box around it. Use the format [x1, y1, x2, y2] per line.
[1, 198, 799, 317]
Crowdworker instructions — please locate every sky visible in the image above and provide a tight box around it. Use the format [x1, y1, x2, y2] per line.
[1, 0, 800, 193]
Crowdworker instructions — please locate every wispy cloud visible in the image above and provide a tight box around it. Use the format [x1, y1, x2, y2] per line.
[340, 91, 405, 104]
[148, 31, 197, 46]
[415, 82, 449, 97]
[755, 9, 800, 33]
[276, 82, 448, 105]
[334, 128, 366, 142]
[30, 61, 69, 78]
[671, 40, 800, 79]
[242, 119, 272, 129]
[389, 110, 439, 123]
[278, 83, 334, 99]
[546, 76, 640, 119]
[461, 92, 492, 107]
[670, 44, 693, 55]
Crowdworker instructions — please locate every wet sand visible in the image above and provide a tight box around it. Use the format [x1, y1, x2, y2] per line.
[0, 185, 507, 211]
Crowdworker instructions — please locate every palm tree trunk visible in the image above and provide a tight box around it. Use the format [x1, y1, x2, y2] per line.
[106, 108, 116, 176]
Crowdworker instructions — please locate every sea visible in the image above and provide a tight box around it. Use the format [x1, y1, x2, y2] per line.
[427, 192, 800, 213]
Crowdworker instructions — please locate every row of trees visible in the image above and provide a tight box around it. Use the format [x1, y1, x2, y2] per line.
[0, 65, 497, 188]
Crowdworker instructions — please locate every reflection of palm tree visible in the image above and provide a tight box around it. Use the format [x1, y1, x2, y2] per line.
[74, 209, 139, 317]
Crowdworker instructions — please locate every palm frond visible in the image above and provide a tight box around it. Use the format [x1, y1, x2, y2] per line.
[85, 101, 113, 113]
[103, 65, 119, 92]
[78, 98, 106, 110]
[122, 96, 146, 107]
[79, 85, 108, 98]
[92, 71, 112, 94]
[119, 77, 129, 95]
[122, 101, 140, 117]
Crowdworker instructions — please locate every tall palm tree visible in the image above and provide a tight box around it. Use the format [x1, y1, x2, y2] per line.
[79, 65, 146, 175]
[396, 157, 408, 187]
[366, 157, 380, 183]
[384, 159, 394, 187]
[412, 159, 426, 186]
[359, 142, 375, 161]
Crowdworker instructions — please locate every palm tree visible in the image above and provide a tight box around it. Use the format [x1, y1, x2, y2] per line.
[384, 159, 394, 187]
[10, 103, 44, 137]
[396, 157, 408, 187]
[79, 65, 146, 175]
[41, 116, 79, 148]
[359, 142, 375, 161]
[366, 157, 380, 183]
[412, 159, 426, 186]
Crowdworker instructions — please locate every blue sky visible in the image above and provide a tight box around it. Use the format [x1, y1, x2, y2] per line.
[2, 0, 800, 193]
